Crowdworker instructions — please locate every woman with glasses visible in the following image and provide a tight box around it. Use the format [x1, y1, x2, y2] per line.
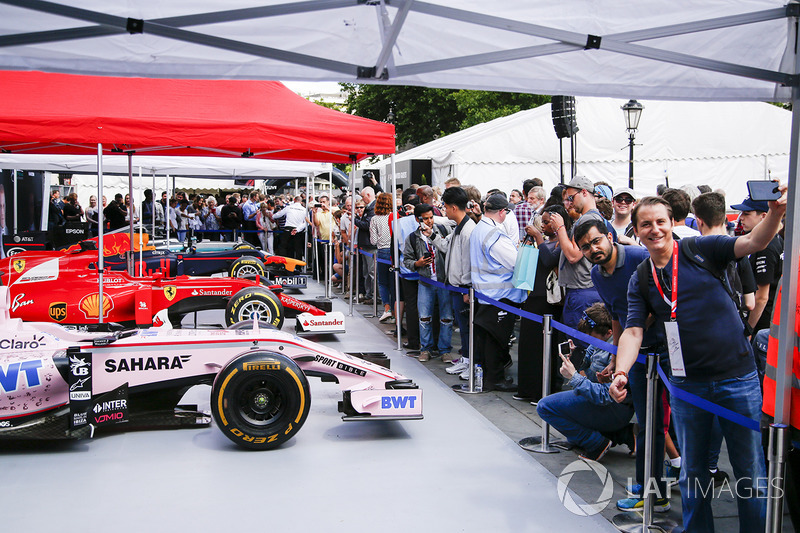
[611, 187, 638, 244]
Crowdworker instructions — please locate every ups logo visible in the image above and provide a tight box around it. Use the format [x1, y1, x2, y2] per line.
[49, 302, 67, 322]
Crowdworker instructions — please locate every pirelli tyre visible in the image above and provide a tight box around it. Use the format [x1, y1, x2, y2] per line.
[227, 319, 278, 331]
[225, 287, 284, 329]
[211, 351, 311, 450]
[233, 243, 256, 250]
[229, 256, 267, 278]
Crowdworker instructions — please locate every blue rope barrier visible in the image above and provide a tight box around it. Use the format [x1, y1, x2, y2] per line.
[656, 365, 761, 432]
[415, 274, 469, 295]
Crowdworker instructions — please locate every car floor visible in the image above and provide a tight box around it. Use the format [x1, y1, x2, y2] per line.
[0, 282, 613, 532]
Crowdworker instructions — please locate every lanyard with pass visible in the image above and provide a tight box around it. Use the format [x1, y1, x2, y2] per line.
[650, 241, 686, 376]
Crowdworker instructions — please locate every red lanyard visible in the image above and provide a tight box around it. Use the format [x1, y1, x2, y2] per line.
[650, 240, 678, 320]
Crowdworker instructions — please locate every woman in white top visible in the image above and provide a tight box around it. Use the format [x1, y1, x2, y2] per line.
[369, 192, 396, 322]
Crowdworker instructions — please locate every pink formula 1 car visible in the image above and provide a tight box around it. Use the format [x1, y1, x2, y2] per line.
[0, 292, 421, 450]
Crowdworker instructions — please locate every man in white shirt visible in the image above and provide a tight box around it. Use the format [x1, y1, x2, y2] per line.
[661, 188, 700, 239]
[273, 195, 309, 260]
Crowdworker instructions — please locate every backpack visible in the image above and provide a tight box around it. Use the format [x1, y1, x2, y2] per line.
[636, 237, 750, 334]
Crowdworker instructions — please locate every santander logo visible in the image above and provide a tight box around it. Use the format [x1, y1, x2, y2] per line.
[303, 318, 344, 327]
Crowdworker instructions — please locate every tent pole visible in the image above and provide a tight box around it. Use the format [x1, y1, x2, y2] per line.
[151, 170, 156, 246]
[305, 175, 310, 273]
[348, 157, 356, 316]
[766, 84, 800, 533]
[97, 144, 104, 325]
[391, 154, 401, 351]
[165, 174, 170, 244]
[328, 164, 333, 298]
[12, 168, 17, 235]
[127, 152, 134, 275]
[138, 166, 143, 277]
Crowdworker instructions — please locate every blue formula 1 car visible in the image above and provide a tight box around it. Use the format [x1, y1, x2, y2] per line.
[69, 233, 309, 288]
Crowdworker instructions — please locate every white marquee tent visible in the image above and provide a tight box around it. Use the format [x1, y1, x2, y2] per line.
[0, 154, 332, 208]
[1, 1, 800, 528]
[369, 97, 792, 202]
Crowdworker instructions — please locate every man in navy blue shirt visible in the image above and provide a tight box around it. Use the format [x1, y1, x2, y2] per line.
[609, 192, 786, 533]
[575, 218, 671, 512]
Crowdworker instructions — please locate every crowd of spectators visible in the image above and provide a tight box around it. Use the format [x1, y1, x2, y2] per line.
[337, 174, 786, 532]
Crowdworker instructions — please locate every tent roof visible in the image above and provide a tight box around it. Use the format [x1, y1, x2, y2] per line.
[0, 1, 794, 101]
[0, 71, 395, 163]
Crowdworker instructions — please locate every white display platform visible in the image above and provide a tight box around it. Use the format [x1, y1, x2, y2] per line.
[1, 287, 616, 532]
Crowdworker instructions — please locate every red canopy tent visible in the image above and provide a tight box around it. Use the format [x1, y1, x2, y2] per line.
[0, 71, 395, 163]
[0, 70, 395, 323]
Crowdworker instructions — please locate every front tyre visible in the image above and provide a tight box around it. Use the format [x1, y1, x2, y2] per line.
[229, 256, 266, 278]
[225, 287, 284, 329]
[211, 351, 311, 450]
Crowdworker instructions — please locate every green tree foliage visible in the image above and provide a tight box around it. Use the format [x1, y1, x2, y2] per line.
[341, 84, 549, 149]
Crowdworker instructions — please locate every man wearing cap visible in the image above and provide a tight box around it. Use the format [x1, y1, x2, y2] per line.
[732, 195, 783, 335]
[547, 175, 615, 332]
[469, 193, 526, 392]
[611, 187, 637, 242]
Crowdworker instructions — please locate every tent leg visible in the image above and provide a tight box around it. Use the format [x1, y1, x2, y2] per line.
[97, 144, 104, 325]
[767, 74, 800, 533]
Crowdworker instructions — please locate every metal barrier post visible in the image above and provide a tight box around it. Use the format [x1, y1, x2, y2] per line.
[348, 247, 358, 316]
[395, 268, 401, 351]
[325, 240, 331, 298]
[372, 254, 378, 317]
[766, 424, 789, 532]
[454, 287, 480, 394]
[612, 351, 676, 533]
[521, 314, 559, 454]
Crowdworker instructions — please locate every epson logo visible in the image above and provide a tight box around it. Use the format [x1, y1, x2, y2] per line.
[104, 355, 191, 372]
[65, 228, 84, 234]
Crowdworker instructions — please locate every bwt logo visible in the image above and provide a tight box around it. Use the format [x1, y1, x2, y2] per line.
[381, 396, 416, 409]
[0, 360, 43, 393]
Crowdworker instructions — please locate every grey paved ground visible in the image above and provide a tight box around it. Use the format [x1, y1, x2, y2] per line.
[338, 279, 794, 532]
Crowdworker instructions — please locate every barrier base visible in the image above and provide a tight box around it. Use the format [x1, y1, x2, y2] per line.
[452, 384, 482, 394]
[611, 512, 679, 532]
[517, 435, 561, 454]
[518, 436, 572, 452]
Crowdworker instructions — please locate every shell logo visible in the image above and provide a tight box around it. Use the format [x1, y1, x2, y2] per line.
[12, 259, 25, 274]
[79, 293, 113, 319]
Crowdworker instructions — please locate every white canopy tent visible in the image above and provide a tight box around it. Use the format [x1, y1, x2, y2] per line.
[369, 97, 792, 202]
[1, 1, 800, 529]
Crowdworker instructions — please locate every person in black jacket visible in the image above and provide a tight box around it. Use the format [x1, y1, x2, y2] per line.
[103, 193, 127, 231]
[354, 187, 376, 304]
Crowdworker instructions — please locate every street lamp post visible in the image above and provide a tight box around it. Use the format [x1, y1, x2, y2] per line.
[621, 99, 644, 189]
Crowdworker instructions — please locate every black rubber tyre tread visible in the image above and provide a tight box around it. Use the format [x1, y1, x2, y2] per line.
[211, 351, 310, 450]
[229, 256, 266, 278]
[225, 287, 284, 329]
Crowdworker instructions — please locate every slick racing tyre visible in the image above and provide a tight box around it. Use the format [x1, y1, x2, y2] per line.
[225, 287, 284, 329]
[229, 256, 266, 278]
[227, 319, 278, 331]
[211, 351, 311, 450]
[233, 243, 255, 250]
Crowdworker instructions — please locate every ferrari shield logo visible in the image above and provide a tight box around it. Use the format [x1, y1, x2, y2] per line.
[163, 286, 177, 301]
[12, 259, 24, 274]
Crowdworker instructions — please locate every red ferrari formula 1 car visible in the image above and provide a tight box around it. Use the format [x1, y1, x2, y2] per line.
[0, 241, 345, 334]
[0, 295, 422, 450]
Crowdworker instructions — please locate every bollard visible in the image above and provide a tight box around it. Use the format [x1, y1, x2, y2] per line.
[372, 255, 378, 317]
[520, 314, 559, 454]
[324, 241, 331, 298]
[612, 351, 677, 533]
[454, 287, 480, 394]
